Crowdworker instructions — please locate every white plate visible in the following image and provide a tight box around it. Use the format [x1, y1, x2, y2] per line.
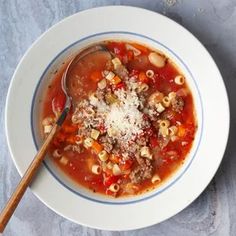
[5, 6, 229, 230]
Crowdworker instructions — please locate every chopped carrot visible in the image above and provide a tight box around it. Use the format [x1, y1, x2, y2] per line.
[138, 72, 149, 83]
[111, 75, 121, 85]
[110, 155, 120, 164]
[178, 125, 186, 137]
[130, 43, 148, 53]
[104, 175, 119, 187]
[91, 141, 103, 154]
[90, 71, 102, 82]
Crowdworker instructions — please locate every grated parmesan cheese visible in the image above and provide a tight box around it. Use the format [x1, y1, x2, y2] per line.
[104, 88, 149, 142]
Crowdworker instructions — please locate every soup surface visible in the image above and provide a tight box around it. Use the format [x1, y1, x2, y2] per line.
[41, 41, 197, 197]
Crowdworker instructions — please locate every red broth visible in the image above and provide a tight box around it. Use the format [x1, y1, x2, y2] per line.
[40, 41, 197, 197]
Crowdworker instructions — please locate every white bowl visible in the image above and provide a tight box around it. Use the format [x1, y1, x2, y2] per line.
[5, 6, 229, 230]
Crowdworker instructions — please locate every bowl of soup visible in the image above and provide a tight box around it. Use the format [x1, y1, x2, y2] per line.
[33, 39, 198, 200]
[5, 6, 229, 230]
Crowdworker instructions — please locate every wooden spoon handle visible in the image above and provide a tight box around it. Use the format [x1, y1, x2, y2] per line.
[0, 124, 59, 233]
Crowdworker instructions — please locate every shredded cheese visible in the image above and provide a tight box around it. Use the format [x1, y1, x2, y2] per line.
[105, 89, 147, 142]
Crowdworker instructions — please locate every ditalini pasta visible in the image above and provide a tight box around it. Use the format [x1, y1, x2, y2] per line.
[40, 41, 197, 197]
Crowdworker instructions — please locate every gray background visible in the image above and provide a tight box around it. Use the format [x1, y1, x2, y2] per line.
[0, 0, 235, 235]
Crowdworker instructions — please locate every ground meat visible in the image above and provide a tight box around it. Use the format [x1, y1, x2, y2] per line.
[77, 126, 90, 137]
[64, 145, 82, 153]
[129, 157, 153, 184]
[76, 100, 89, 109]
[171, 96, 184, 113]
[158, 136, 170, 149]
[138, 96, 146, 111]
[161, 110, 175, 121]
[136, 136, 148, 146]
[95, 89, 105, 101]
[102, 143, 113, 153]
[115, 65, 129, 80]
[99, 135, 114, 144]
[147, 108, 159, 121]
[80, 106, 97, 128]
[121, 142, 139, 157]
[112, 144, 124, 156]
[105, 60, 113, 71]
[99, 135, 115, 153]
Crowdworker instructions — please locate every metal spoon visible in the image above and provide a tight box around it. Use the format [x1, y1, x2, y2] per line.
[59, 44, 110, 125]
[0, 44, 111, 233]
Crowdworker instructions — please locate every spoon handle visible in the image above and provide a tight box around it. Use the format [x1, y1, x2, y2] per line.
[0, 123, 59, 233]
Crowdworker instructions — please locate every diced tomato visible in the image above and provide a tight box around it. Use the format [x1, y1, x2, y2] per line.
[106, 189, 115, 196]
[104, 167, 113, 176]
[169, 81, 180, 92]
[52, 140, 60, 148]
[171, 112, 183, 123]
[114, 82, 125, 90]
[127, 50, 134, 61]
[150, 136, 159, 148]
[144, 127, 154, 136]
[151, 73, 160, 83]
[119, 159, 133, 171]
[56, 132, 66, 142]
[52, 94, 66, 113]
[142, 114, 150, 122]
[103, 175, 119, 187]
[53, 132, 66, 147]
[121, 55, 128, 64]
[106, 42, 127, 57]
[183, 123, 195, 142]
[98, 124, 106, 133]
[138, 72, 149, 83]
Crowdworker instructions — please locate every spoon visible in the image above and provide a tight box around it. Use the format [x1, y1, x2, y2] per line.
[0, 44, 111, 233]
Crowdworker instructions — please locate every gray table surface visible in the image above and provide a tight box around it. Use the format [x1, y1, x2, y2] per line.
[0, 0, 235, 235]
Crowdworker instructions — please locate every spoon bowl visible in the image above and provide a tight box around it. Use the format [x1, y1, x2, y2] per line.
[60, 45, 111, 111]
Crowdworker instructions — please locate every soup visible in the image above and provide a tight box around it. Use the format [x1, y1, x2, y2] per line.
[40, 41, 197, 197]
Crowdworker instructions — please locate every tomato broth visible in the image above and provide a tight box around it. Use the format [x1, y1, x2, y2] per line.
[41, 41, 197, 197]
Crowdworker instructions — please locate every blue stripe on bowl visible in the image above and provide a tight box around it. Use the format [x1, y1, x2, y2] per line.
[31, 31, 203, 205]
